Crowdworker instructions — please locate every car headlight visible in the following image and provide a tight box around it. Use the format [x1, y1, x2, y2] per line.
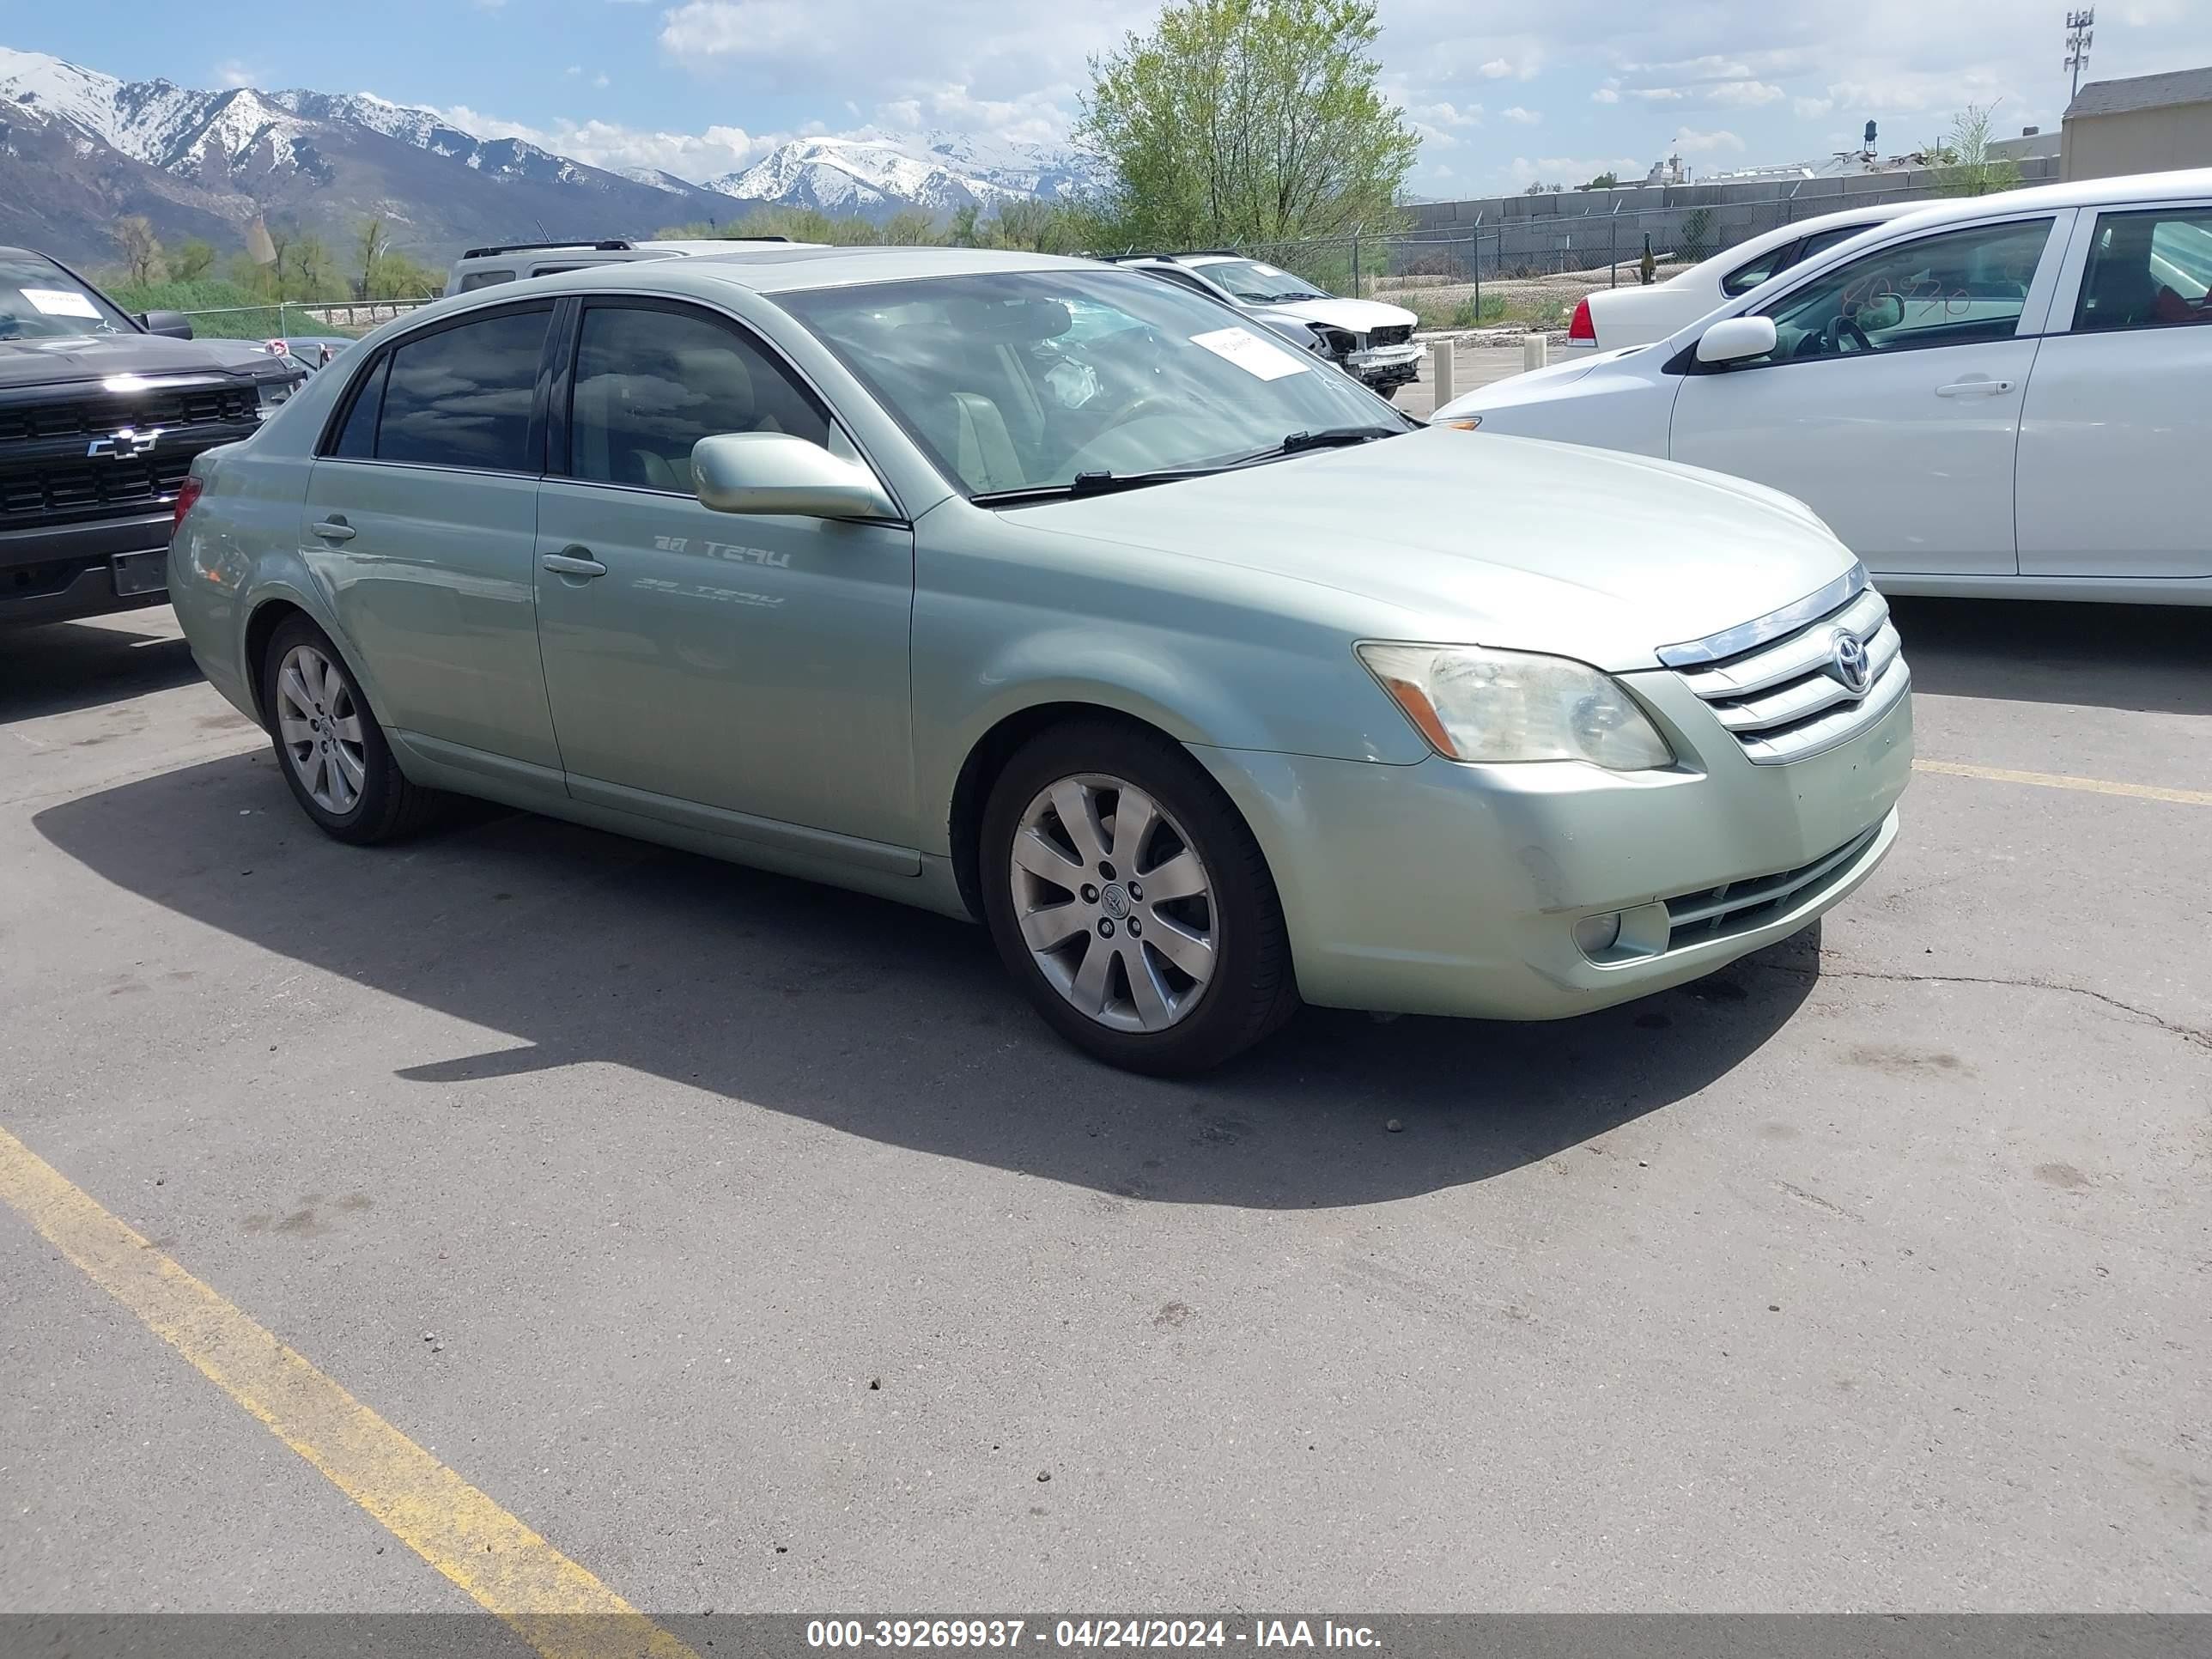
[255, 374, 303, 419]
[1357, 641, 1674, 769]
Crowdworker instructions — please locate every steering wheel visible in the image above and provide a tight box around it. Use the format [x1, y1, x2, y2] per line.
[1822, 315, 1873, 355]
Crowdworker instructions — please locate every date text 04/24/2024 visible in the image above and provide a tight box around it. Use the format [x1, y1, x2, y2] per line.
[804, 1620, 1382, 1650]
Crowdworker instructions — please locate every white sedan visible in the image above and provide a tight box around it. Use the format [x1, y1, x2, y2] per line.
[1567, 200, 1925, 349]
[1438, 168, 2212, 605]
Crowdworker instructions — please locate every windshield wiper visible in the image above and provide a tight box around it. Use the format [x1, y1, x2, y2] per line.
[1277, 424, 1407, 453]
[971, 467, 1219, 507]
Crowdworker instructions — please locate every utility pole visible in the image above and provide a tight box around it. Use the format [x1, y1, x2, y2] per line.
[2065, 9, 2094, 102]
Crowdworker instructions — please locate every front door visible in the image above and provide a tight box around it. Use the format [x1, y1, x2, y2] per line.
[1669, 214, 2064, 579]
[2017, 200, 2212, 580]
[532, 297, 918, 856]
[302, 301, 562, 774]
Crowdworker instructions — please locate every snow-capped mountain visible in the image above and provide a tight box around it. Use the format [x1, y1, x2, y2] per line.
[707, 131, 1093, 218]
[0, 44, 1096, 269]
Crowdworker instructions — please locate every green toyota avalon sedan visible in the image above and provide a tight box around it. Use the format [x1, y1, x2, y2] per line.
[169, 246, 1911, 1073]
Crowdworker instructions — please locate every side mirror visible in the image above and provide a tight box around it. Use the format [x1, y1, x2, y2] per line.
[1695, 315, 1778, 366]
[692, 432, 897, 520]
[138, 309, 195, 340]
[1854, 293, 1905, 331]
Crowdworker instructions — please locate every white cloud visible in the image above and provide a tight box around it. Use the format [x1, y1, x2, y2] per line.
[1590, 82, 1620, 104]
[1706, 80, 1785, 106]
[213, 59, 256, 88]
[1479, 58, 1516, 78]
[437, 104, 787, 179]
[1670, 125, 1747, 155]
[564, 65, 582, 76]
[594, 73, 611, 88]
[1409, 100, 1485, 129]
[1795, 95, 1834, 118]
[1502, 106, 1540, 125]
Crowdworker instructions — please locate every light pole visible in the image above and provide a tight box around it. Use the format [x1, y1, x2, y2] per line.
[2065, 9, 2094, 102]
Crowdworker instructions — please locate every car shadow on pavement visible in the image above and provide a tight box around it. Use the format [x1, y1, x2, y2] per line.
[0, 619, 205, 723]
[35, 750, 1818, 1209]
[1891, 598, 2210, 717]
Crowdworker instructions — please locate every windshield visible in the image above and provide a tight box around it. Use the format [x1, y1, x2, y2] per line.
[0, 253, 132, 341]
[781, 269, 1401, 499]
[1195, 259, 1330, 303]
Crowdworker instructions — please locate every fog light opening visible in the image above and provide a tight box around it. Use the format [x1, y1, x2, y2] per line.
[1573, 912, 1623, 960]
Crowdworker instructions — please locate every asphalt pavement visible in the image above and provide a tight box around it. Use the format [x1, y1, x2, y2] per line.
[2, 602, 2206, 1619]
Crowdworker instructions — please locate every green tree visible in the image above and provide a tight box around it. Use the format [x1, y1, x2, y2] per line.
[169, 238, 216, 283]
[113, 216, 165, 285]
[879, 207, 940, 246]
[1079, 0, 1418, 246]
[1581, 171, 1619, 191]
[355, 216, 392, 300]
[947, 204, 982, 246]
[1929, 102, 2021, 198]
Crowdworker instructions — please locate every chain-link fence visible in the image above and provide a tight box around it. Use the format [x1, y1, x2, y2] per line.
[174, 298, 434, 341]
[1240, 185, 1954, 331]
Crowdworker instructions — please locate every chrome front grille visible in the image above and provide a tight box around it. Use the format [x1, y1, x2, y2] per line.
[1661, 569, 1908, 764]
[1664, 825, 1883, 952]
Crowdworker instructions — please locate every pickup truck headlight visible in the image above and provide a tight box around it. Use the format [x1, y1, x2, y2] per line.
[1358, 642, 1674, 769]
[255, 373, 304, 419]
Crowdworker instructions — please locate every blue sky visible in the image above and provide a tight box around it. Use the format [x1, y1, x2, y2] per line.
[9, 0, 2210, 194]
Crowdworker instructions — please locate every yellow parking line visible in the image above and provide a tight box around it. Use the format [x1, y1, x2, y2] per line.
[0, 1125, 696, 1659]
[1913, 758, 2212, 807]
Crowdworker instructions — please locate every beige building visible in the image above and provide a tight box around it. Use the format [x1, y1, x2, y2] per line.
[2062, 66, 2212, 182]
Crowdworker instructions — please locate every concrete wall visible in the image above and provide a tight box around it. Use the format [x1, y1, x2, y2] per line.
[2063, 106, 2212, 181]
[1403, 158, 2063, 276]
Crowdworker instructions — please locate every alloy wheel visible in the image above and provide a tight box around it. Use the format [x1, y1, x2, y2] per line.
[274, 642, 367, 817]
[1009, 773, 1218, 1034]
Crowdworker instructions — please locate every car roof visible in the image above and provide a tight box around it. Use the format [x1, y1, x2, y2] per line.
[1859, 167, 2212, 234]
[505, 244, 1108, 296]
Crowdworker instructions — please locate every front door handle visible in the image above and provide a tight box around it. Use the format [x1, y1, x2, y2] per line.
[1936, 378, 2014, 398]
[541, 550, 608, 578]
[311, 518, 356, 542]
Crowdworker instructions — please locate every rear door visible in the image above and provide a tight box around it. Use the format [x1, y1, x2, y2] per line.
[1668, 211, 2069, 578]
[301, 302, 562, 775]
[2016, 198, 2212, 580]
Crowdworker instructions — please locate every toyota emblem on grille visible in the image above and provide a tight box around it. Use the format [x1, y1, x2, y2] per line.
[86, 426, 163, 460]
[1830, 631, 1872, 696]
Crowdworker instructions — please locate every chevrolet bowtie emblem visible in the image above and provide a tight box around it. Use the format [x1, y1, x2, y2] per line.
[87, 426, 163, 459]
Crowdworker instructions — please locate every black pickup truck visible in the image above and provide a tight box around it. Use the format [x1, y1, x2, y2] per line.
[2, 246, 304, 626]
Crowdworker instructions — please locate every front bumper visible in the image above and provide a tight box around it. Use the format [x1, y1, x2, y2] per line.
[1346, 342, 1422, 389]
[1191, 672, 1912, 1019]
[0, 510, 173, 625]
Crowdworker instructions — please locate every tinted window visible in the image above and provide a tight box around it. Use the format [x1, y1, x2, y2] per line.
[458, 270, 515, 292]
[1721, 241, 1797, 297]
[567, 303, 830, 489]
[376, 307, 550, 472]
[330, 354, 389, 459]
[0, 251, 133, 339]
[2075, 208, 2212, 332]
[1797, 222, 1875, 262]
[1758, 218, 2052, 362]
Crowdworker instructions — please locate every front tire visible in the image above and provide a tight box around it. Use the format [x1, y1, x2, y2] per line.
[259, 615, 439, 843]
[980, 721, 1297, 1074]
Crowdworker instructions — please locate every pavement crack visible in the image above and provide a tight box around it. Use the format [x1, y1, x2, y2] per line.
[1751, 960, 2212, 1052]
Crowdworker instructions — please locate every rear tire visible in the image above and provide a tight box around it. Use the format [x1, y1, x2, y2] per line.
[980, 720, 1297, 1074]
[259, 615, 441, 844]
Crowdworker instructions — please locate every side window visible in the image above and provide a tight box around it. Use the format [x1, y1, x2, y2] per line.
[2074, 207, 2212, 333]
[376, 307, 551, 472]
[458, 269, 515, 292]
[566, 303, 831, 490]
[1143, 266, 1220, 300]
[1796, 222, 1875, 263]
[1721, 240, 1798, 298]
[1758, 218, 2054, 362]
[328, 353, 390, 459]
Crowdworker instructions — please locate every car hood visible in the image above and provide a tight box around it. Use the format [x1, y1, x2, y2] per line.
[0, 330, 264, 391]
[1261, 296, 1419, 333]
[1012, 427, 1852, 672]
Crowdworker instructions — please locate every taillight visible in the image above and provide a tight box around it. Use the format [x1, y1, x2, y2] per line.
[172, 474, 204, 535]
[1568, 297, 1596, 343]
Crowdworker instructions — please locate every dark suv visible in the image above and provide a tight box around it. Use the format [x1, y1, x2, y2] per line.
[2, 246, 303, 625]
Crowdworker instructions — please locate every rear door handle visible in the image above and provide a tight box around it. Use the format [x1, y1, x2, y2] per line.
[541, 550, 607, 578]
[1936, 379, 2014, 398]
[311, 518, 356, 542]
